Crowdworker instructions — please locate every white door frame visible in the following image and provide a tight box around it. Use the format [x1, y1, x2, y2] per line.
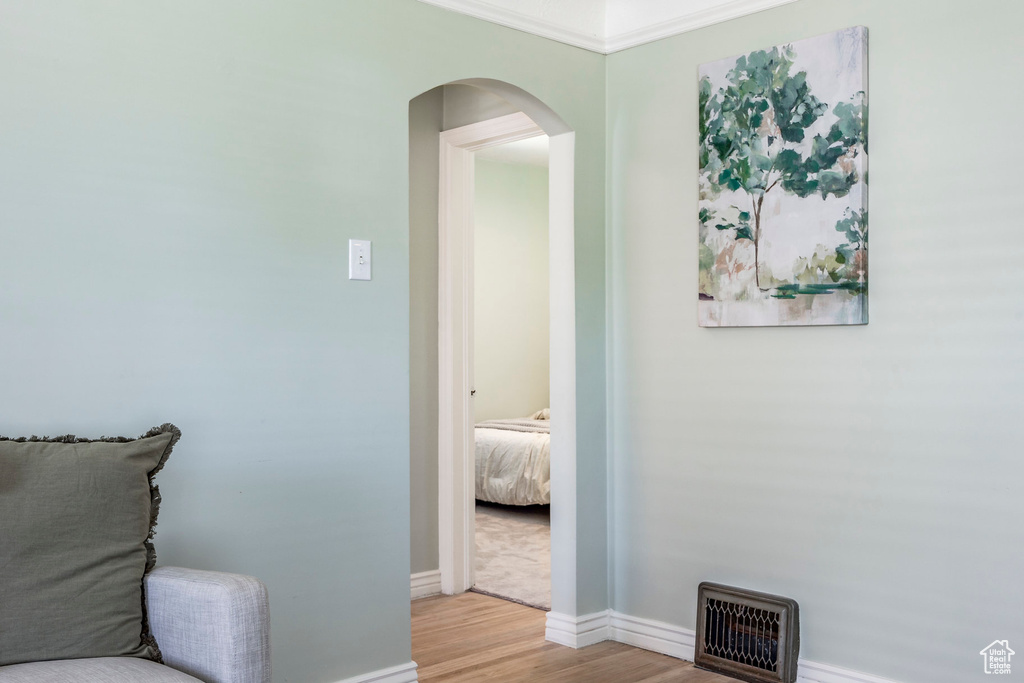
[437, 112, 577, 606]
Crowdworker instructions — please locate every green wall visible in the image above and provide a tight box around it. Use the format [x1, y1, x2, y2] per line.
[606, 1, 1024, 681]
[408, 87, 443, 578]
[0, 2, 606, 680]
[474, 158, 550, 423]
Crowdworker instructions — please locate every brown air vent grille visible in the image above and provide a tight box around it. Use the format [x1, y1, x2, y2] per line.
[695, 582, 800, 683]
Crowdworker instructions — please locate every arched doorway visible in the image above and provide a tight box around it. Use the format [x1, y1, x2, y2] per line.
[409, 78, 579, 629]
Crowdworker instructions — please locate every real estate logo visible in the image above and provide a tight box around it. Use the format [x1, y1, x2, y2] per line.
[980, 640, 1014, 675]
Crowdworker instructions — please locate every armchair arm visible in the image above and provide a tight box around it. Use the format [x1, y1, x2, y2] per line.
[145, 567, 271, 683]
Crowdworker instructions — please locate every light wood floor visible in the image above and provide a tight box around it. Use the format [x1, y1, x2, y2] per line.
[412, 592, 733, 683]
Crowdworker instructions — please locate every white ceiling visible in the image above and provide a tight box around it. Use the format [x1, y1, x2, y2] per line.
[416, 0, 799, 53]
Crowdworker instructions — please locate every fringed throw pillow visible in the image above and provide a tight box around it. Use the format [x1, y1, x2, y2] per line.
[0, 424, 179, 666]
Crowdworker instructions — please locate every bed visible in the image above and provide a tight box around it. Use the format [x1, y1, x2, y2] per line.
[474, 409, 550, 506]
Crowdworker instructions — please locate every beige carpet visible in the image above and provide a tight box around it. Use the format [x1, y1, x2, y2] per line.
[473, 502, 550, 610]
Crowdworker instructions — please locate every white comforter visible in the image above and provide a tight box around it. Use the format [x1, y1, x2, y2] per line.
[474, 418, 550, 506]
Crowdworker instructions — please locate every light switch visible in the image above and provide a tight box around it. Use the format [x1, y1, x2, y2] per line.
[349, 239, 371, 280]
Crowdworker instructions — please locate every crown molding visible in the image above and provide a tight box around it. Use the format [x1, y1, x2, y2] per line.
[416, 0, 605, 53]
[603, 0, 800, 53]
[417, 0, 801, 54]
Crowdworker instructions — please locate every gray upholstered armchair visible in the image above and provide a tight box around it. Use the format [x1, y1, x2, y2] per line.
[0, 567, 271, 683]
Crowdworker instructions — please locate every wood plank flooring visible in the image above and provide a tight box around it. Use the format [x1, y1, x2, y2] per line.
[412, 592, 732, 683]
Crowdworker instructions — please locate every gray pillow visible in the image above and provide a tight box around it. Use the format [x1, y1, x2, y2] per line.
[0, 424, 179, 667]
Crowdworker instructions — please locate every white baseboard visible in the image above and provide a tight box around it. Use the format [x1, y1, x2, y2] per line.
[332, 661, 418, 683]
[544, 610, 610, 648]
[548, 609, 902, 683]
[796, 659, 904, 683]
[609, 610, 695, 661]
[410, 570, 442, 600]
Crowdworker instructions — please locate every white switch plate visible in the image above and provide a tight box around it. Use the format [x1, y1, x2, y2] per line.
[349, 239, 371, 280]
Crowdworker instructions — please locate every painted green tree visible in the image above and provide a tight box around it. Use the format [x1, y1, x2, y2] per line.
[832, 207, 868, 285]
[699, 45, 867, 291]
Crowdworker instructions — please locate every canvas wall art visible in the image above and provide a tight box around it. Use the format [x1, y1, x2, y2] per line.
[698, 26, 868, 327]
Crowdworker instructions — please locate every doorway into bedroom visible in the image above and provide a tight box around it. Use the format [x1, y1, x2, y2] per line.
[470, 135, 551, 610]
[421, 85, 577, 618]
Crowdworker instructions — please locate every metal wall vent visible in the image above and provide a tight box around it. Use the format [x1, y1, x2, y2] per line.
[695, 582, 800, 683]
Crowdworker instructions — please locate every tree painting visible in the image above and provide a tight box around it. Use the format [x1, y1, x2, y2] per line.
[698, 27, 868, 327]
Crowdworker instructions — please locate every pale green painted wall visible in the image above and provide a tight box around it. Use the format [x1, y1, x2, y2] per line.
[0, 2, 606, 680]
[606, 1, 1024, 681]
[474, 159, 550, 423]
[408, 87, 443, 577]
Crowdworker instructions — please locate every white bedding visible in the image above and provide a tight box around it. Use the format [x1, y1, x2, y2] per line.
[474, 416, 550, 506]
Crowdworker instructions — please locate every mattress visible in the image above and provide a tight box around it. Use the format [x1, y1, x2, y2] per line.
[474, 417, 550, 506]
